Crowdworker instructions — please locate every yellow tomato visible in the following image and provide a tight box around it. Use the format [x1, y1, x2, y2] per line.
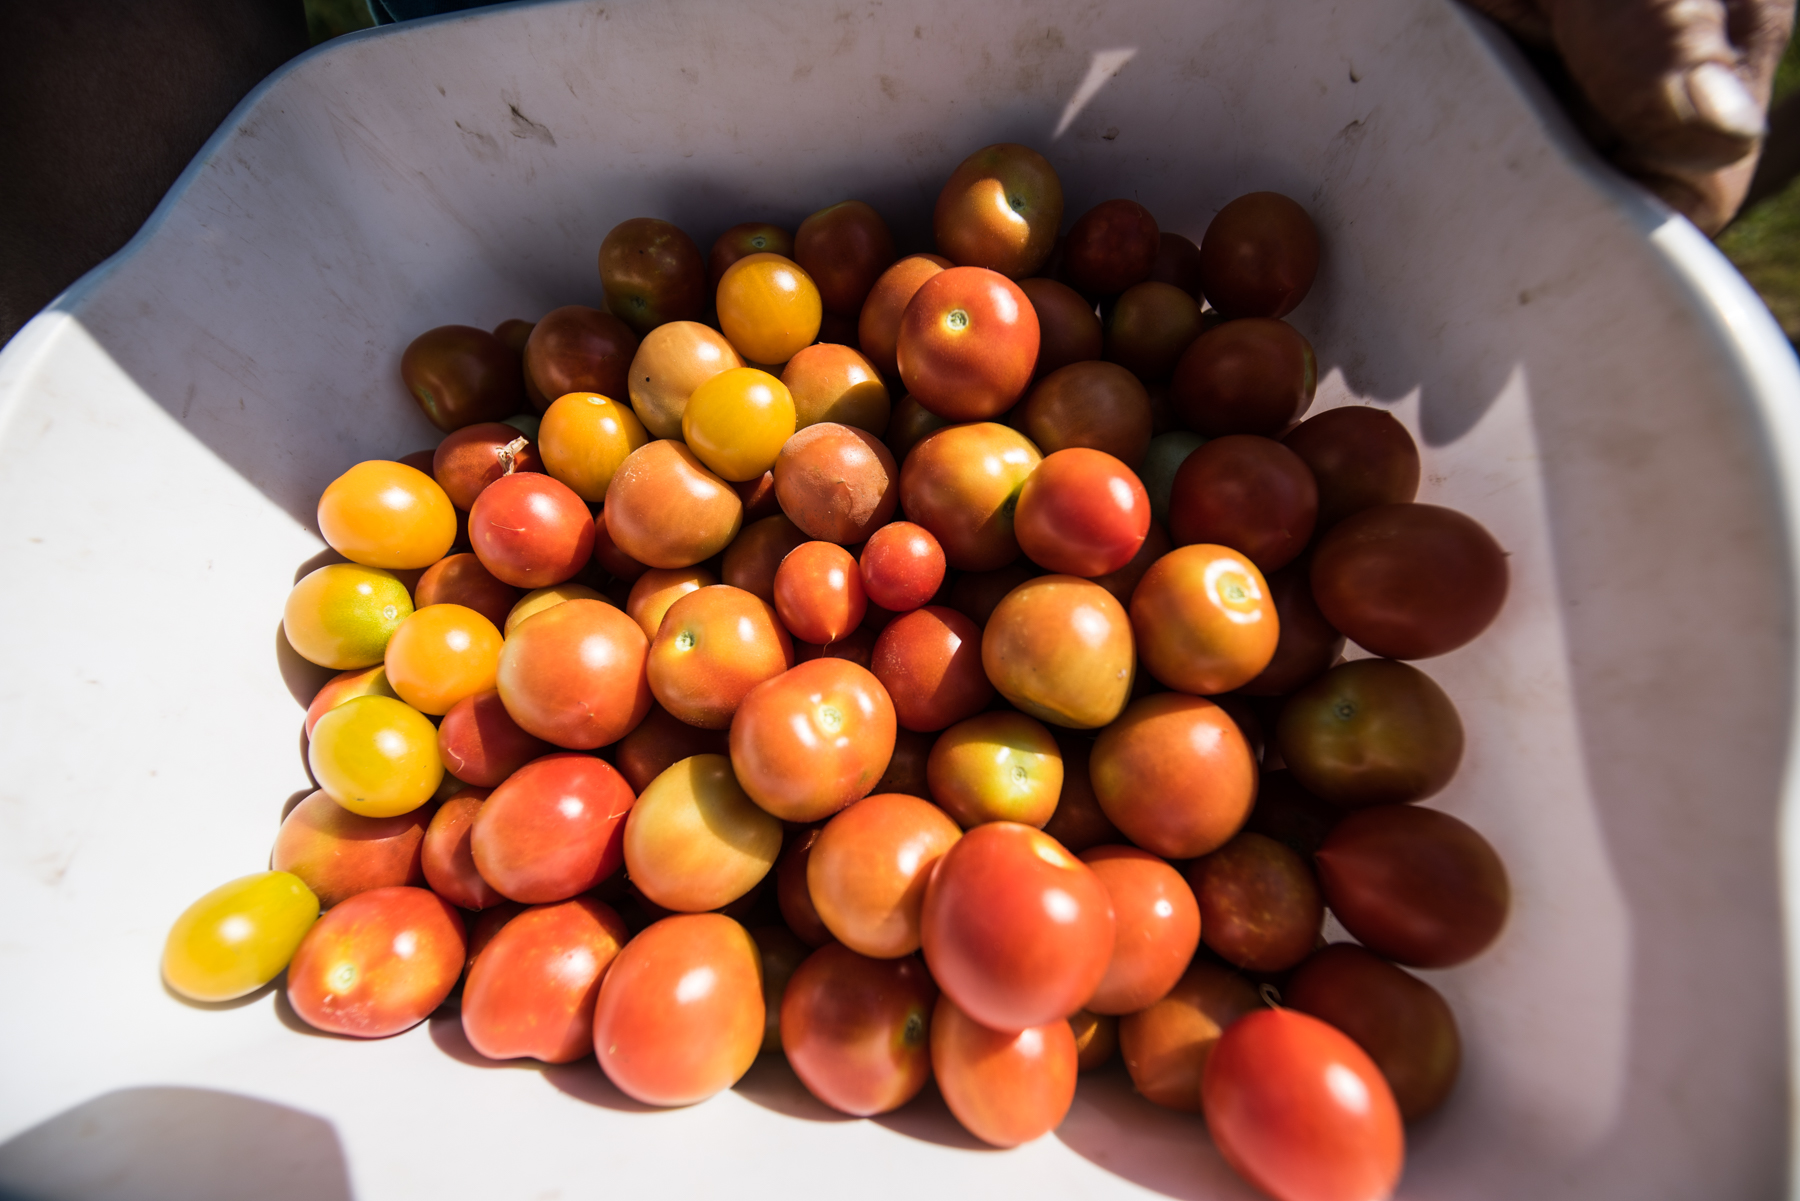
[317, 460, 457, 569]
[308, 694, 443, 817]
[683, 367, 797, 482]
[716, 253, 822, 365]
[283, 564, 414, 670]
[383, 603, 504, 715]
[163, 871, 320, 1002]
[504, 582, 607, 636]
[538, 391, 650, 502]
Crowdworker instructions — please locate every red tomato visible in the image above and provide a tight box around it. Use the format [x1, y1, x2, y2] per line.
[523, 306, 637, 412]
[729, 658, 896, 823]
[1202, 1008, 1404, 1201]
[897, 268, 1040, 421]
[1090, 693, 1257, 859]
[808, 792, 961, 958]
[469, 473, 597, 589]
[471, 753, 635, 903]
[897, 422, 1042, 571]
[461, 896, 629, 1063]
[1013, 448, 1150, 577]
[593, 913, 764, 1106]
[647, 585, 794, 729]
[285, 886, 466, 1037]
[1282, 406, 1421, 530]
[1197, 193, 1321, 320]
[1063, 199, 1159, 297]
[932, 143, 1064, 279]
[401, 325, 525, 433]
[1080, 845, 1202, 1016]
[1017, 360, 1151, 463]
[795, 200, 897, 316]
[1188, 832, 1324, 973]
[773, 542, 866, 645]
[931, 994, 1078, 1147]
[494, 599, 652, 749]
[272, 789, 428, 909]
[869, 605, 993, 732]
[920, 822, 1114, 1031]
[1168, 435, 1318, 573]
[780, 944, 936, 1116]
[776, 825, 835, 947]
[436, 689, 553, 786]
[431, 422, 543, 511]
[420, 789, 504, 910]
[858, 521, 945, 612]
[415, 553, 523, 632]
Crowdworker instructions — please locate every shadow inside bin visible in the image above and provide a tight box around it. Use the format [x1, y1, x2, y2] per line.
[1053, 1067, 1259, 1201]
[425, 1011, 659, 1113]
[0, 1087, 353, 1201]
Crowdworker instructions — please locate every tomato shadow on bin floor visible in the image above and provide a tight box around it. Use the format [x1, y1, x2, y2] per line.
[425, 1009, 661, 1114]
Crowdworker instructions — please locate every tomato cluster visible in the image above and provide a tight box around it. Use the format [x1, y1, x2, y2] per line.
[166, 143, 1514, 1201]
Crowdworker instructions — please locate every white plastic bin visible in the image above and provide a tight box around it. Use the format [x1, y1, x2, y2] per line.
[2, 1, 1798, 1197]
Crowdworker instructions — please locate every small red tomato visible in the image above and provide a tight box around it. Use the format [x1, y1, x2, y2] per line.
[1203, 1008, 1404, 1201]
[494, 599, 652, 750]
[858, 521, 946, 612]
[461, 896, 630, 1063]
[932, 994, 1078, 1147]
[436, 689, 552, 787]
[869, 605, 993, 732]
[421, 789, 504, 911]
[1063, 199, 1159, 297]
[781, 944, 936, 1116]
[809, 792, 961, 958]
[1080, 845, 1202, 1016]
[1168, 435, 1317, 573]
[285, 886, 466, 1037]
[921, 822, 1114, 1032]
[469, 472, 597, 589]
[432, 421, 542, 511]
[593, 913, 764, 1106]
[1013, 448, 1150, 577]
[471, 753, 635, 903]
[897, 422, 1042, 571]
[897, 267, 1040, 422]
[729, 658, 897, 823]
[524, 306, 638, 411]
[773, 541, 867, 645]
[1198, 193, 1322, 320]
[415, 553, 523, 632]
[1189, 832, 1324, 973]
[1282, 406, 1421, 531]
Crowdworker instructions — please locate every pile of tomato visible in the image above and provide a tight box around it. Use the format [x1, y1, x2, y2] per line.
[163, 143, 1511, 1201]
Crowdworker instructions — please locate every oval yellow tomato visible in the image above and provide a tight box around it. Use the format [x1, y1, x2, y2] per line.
[716, 253, 822, 365]
[283, 563, 414, 670]
[683, 367, 797, 482]
[163, 871, 320, 1001]
[308, 695, 444, 817]
[317, 460, 457, 569]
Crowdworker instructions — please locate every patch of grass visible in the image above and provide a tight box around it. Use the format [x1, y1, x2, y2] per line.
[1721, 32, 1800, 342]
[304, 0, 376, 45]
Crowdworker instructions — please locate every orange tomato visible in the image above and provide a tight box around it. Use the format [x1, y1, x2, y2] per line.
[317, 460, 457, 570]
[383, 603, 503, 716]
[715, 253, 822, 365]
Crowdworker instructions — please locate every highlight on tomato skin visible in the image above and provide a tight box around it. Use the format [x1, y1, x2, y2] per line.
[930, 993, 1079, 1149]
[284, 885, 467, 1039]
[780, 944, 936, 1116]
[163, 871, 320, 1003]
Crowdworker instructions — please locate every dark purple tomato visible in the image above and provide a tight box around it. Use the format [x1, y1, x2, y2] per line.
[1198, 193, 1320, 319]
[1172, 318, 1316, 437]
[1276, 658, 1463, 808]
[1104, 282, 1203, 383]
[402, 325, 526, 433]
[1167, 435, 1317, 572]
[1063, 199, 1159, 297]
[1237, 556, 1345, 697]
[599, 218, 707, 336]
[1281, 406, 1420, 530]
[1186, 831, 1323, 973]
[524, 307, 638, 414]
[1018, 277, 1103, 379]
[795, 200, 897, 317]
[1315, 804, 1509, 968]
[1146, 232, 1204, 298]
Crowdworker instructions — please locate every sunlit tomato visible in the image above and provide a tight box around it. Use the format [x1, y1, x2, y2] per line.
[1118, 959, 1259, 1110]
[162, 871, 320, 1002]
[883, 393, 951, 464]
[773, 421, 900, 544]
[612, 702, 730, 793]
[1286, 943, 1462, 1121]
[273, 790, 427, 909]
[469, 472, 596, 589]
[1173, 318, 1317, 438]
[502, 581, 604, 637]
[1278, 658, 1464, 808]
[683, 367, 797, 482]
[537, 391, 649, 502]
[1169, 435, 1317, 572]
[317, 461, 457, 571]
[926, 712, 1060, 828]
[285, 886, 466, 1037]
[782, 343, 891, 433]
[932, 995, 1078, 1147]
[933, 143, 1064, 279]
[870, 605, 993, 732]
[414, 553, 521, 632]
[1283, 406, 1421, 530]
[1130, 544, 1277, 695]
[304, 664, 398, 737]
[627, 320, 745, 440]
[1090, 693, 1256, 858]
[1203, 1009, 1404, 1201]
[624, 753, 781, 912]
[1148, 231, 1204, 297]
[495, 598, 652, 749]
[1311, 503, 1508, 660]
[897, 267, 1039, 421]
[308, 695, 443, 818]
[432, 421, 542, 511]
[648, 585, 794, 729]
[807, 792, 961, 958]
[729, 658, 895, 823]
[1041, 733, 1121, 853]
[524, 306, 638, 412]
[716, 253, 822, 365]
[1014, 448, 1150, 577]
[1315, 805, 1510, 968]
[921, 822, 1114, 1031]
[858, 522, 945, 613]
[593, 913, 765, 1106]
[710, 222, 794, 288]
[782, 945, 935, 1115]
[1199, 192, 1321, 319]
[858, 254, 952, 377]
[1189, 832, 1323, 973]
[604, 440, 744, 569]
[898, 422, 1042, 571]
[795, 200, 896, 316]
[1018, 277, 1103, 378]
[777, 825, 835, 947]
[982, 576, 1134, 729]
[402, 325, 526, 433]
[719, 514, 806, 604]
[773, 542, 865, 645]
[1080, 846, 1201, 1015]
[599, 217, 706, 335]
[1016, 360, 1151, 464]
[627, 566, 717, 640]
[381, 603, 503, 716]
[421, 789, 506, 910]
[461, 896, 630, 1062]
[751, 924, 810, 1052]
[472, 752, 635, 903]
